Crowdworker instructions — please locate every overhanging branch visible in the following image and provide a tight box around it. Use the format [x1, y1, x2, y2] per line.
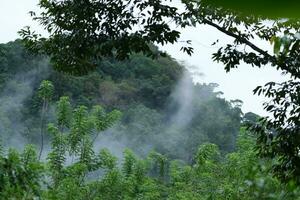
[202, 18, 273, 59]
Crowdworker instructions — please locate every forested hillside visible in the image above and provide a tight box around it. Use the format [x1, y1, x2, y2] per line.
[1, 40, 299, 199]
[0, 40, 241, 159]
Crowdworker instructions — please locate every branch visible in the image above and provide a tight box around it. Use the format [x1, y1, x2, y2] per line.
[202, 18, 273, 59]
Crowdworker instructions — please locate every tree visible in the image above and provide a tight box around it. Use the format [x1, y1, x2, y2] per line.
[243, 112, 260, 124]
[19, 0, 191, 75]
[46, 95, 122, 194]
[175, 1, 299, 184]
[20, 0, 300, 184]
[38, 80, 54, 160]
[182, 2, 300, 184]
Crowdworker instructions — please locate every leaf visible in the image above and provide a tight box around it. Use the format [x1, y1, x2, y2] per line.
[273, 37, 281, 55]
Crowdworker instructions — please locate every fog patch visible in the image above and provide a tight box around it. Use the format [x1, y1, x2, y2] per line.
[0, 60, 49, 150]
[168, 70, 196, 128]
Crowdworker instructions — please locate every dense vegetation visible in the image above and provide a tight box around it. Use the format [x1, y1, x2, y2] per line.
[2, 40, 294, 198]
[20, 0, 300, 184]
[1, 127, 300, 200]
[1, 93, 300, 199]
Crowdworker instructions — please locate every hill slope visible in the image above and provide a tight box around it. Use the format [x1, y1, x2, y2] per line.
[0, 40, 242, 162]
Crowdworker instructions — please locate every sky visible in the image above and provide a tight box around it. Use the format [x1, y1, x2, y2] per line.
[0, 0, 287, 116]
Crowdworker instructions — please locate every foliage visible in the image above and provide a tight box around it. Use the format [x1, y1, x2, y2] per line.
[0, 145, 44, 199]
[19, 0, 190, 75]
[0, 79, 299, 199]
[19, 0, 300, 184]
[38, 80, 54, 159]
[184, 1, 300, 184]
[38, 80, 54, 101]
[2, 125, 299, 199]
[204, 7, 300, 185]
[2, 0, 300, 193]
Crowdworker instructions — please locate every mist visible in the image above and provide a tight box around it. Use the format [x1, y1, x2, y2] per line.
[0, 60, 49, 150]
[167, 70, 195, 128]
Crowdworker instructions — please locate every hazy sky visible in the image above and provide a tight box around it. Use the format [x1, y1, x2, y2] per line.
[0, 0, 287, 116]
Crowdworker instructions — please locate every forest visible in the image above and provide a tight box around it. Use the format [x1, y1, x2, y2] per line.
[1, 0, 300, 199]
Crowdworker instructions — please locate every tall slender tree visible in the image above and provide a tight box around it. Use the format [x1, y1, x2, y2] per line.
[38, 80, 54, 160]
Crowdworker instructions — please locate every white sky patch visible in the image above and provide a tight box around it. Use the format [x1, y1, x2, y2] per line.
[0, 0, 39, 42]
